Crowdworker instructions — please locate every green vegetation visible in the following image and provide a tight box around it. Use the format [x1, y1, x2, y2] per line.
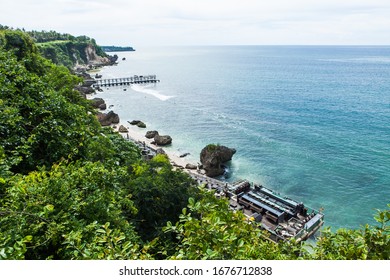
[206, 143, 220, 152]
[0, 29, 389, 260]
[101, 46, 135, 52]
[28, 30, 107, 69]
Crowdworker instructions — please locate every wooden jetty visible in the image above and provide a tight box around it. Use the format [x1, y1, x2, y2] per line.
[93, 75, 160, 88]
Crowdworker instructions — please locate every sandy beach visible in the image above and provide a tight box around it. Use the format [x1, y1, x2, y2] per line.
[113, 120, 236, 193]
[85, 86, 197, 170]
[115, 121, 198, 170]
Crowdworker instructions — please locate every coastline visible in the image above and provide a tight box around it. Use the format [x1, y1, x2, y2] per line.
[85, 85, 233, 193]
[83, 67, 326, 242]
[85, 89, 200, 172]
[116, 121, 198, 170]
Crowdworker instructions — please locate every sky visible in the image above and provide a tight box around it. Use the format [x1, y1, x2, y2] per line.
[2, 0, 390, 47]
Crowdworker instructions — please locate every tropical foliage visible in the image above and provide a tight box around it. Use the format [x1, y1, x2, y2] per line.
[0, 28, 388, 260]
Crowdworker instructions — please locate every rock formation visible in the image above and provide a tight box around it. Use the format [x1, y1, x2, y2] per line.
[137, 121, 146, 128]
[84, 45, 118, 68]
[145, 130, 159, 139]
[153, 134, 172, 146]
[118, 125, 128, 133]
[97, 111, 120, 126]
[200, 144, 236, 177]
[74, 85, 95, 96]
[128, 120, 146, 128]
[129, 120, 141, 125]
[90, 98, 105, 109]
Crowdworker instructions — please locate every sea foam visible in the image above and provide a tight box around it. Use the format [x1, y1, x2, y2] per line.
[131, 84, 174, 101]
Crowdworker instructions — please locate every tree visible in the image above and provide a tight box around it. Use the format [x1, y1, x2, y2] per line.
[0, 161, 141, 259]
[163, 187, 305, 260]
[128, 154, 198, 241]
[312, 205, 389, 260]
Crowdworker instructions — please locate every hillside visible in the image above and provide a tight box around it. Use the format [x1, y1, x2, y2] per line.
[28, 30, 118, 70]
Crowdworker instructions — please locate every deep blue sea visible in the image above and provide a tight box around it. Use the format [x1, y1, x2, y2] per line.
[94, 46, 390, 230]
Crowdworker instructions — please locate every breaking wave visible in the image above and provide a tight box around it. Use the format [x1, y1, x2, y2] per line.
[131, 84, 174, 101]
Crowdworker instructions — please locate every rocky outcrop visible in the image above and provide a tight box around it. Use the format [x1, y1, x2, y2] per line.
[84, 45, 118, 68]
[90, 98, 106, 110]
[128, 120, 146, 128]
[118, 125, 128, 133]
[153, 135, 172, 146]
[200, 144, 236, 177]
[137, 121, 146, 128]
[129, 120, 141, 125]
[145, 130, 159, 139]
[97, 111, 120, 126]
[185, 163, 197, 170]
[74, 85, 95, 96]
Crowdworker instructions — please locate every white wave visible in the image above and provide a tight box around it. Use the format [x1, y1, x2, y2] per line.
[131, 84, 174, 101]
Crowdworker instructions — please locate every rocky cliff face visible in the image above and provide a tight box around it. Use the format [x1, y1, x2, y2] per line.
[84, 44, 117, 67]
[74, 44, 117, 72]
[38, 41, 118, 71]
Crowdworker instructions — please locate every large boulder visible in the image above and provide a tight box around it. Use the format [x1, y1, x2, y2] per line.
[153, 134, 172, 146]
[75, 85, 95, 96]
[90, 97, 105, 108]
[137, 121, 146, 128]
[128, 120, 146, 128]
[145, 130, 159, 139]
[200, 144, 236, 177]
[118, 125, 128, 133]
[129, 120, 140, 125]
[97, 111, 120, 126]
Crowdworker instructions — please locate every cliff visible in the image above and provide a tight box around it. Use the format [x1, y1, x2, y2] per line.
[26, 30, 118, 70]
[37, 40, 118, 71]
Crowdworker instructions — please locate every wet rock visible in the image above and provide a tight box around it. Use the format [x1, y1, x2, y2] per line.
[118, 125, 128, 133]
[74, 85, 95, 96]
[154, 134, 172, 146]
[91, 97, 105, 108]
[145, 130, 159, 139]
[97, 111, 120, 126]
[137, 121, 146, 128]
[200, 144, 236, 177]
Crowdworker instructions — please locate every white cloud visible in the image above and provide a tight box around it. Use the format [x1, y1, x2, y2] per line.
[1, 0, 390, 45]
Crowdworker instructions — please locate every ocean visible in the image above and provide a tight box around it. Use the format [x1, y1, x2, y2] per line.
[93, 46, 390, 230]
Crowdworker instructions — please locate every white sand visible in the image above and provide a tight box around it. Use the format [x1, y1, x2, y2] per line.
[115, 122, 198, 170]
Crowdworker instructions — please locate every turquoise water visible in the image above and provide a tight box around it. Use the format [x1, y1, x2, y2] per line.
[94, 46, 390, 230]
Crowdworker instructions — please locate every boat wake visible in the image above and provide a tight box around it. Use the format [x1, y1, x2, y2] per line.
[131, 84, 174, 101]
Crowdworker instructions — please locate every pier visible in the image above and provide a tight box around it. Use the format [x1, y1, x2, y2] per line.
[93, 75, 160, 88]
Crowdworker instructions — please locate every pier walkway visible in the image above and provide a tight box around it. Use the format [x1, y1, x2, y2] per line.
[93, 75, 160, 88]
